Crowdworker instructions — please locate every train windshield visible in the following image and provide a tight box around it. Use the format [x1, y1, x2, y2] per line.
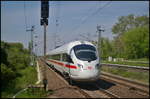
[73, 44, 97, 61]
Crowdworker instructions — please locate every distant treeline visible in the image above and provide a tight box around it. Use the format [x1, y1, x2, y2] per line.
[99, 14, 149, 60]
[1, 41, 30, 91]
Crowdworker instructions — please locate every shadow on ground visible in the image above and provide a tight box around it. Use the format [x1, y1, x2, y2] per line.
[73, 78, 116, 91]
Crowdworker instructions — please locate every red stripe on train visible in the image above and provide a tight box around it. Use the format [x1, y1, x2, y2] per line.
[47, 60, 77, 69]
[65, 64, 77, 69]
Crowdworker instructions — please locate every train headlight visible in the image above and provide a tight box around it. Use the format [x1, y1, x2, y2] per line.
[96, 64, 100, 69]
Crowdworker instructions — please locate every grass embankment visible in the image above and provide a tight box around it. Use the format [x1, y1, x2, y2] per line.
[16, 87, 53, 98]
[1, 66, 37, 98]
[101, 66, 149, 84]
[102, 60, 149, 67]
[127, 58, 149, 61]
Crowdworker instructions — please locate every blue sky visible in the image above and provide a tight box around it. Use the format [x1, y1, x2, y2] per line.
[1, 1, 149, 56]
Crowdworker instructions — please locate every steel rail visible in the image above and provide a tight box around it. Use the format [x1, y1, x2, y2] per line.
[94, 84, 120, 98]
[101, 72, 149, 95]
[123, 60, 149, 64]
[101, 63, 149, 70]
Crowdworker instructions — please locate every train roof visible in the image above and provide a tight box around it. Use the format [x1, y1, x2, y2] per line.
[46, 40, 95, 55]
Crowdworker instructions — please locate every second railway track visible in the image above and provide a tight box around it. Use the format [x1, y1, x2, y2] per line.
[101, 72, 149, 95]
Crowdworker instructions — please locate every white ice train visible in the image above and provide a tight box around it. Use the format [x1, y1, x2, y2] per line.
[46, 40, 101, 82]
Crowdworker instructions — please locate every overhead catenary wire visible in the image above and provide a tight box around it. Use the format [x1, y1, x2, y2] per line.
[70, 1, 112, 36]
[39, 1, 112, 55]
[49, 2, 105, 48]
[34, 34, 64, 50]
[53, 1, 61, 48]
[23, 1, 28, 30]
[61, 2, 101, 43]
[50, 2, 102, 6]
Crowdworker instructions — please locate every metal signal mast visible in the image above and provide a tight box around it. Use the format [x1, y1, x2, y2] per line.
[97, 25, 105, 63]
[40, 0, 49, 91]
[40, 0, 49, 56]
[26, 26, 35, 66]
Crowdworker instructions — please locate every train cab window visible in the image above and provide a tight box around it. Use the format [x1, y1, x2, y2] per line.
[73, 44, 97, 61]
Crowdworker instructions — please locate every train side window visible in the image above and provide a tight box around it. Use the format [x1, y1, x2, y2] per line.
[67, 55, 74, 63]
[60, 54, 63, 61]
[62, 53, 67, 62]
[62, 53, 73, 63]
[51, 54, 60, 61]
[57, 54, 60, 61]
[46, 55, 50, 59]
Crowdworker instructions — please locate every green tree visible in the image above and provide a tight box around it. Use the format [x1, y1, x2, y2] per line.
[112, 14, 149, 35]
[122, 26, 149, 59]
[112, 36, 125, 58]
[1, 63, 16, 89]
[1, 47, 9, 65]
[1, 41, 31, 91]
[111, 14, 149, 59]
[101, 37, 114, 60]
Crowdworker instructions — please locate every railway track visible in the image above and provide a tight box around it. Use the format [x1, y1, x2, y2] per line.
[92, 72, 149, 98]
[101, 63, 149, 71]
[101, 71, 149, 95]
[94, 84, 120, 98]
[39, 58, 149, 98]
[76, 82, 120, 98]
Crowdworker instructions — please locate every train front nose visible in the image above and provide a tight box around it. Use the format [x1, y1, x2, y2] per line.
[80, 68, 100, 80]
[72, 63, 100, 81]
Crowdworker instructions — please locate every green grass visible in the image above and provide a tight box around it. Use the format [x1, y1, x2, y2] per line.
[101, 66, 149, 84]
[102, 60, 149, 67]
[1, 66, 37, 98]
[16, 87, 53, 98]
[127, 58, 149, 61]
[16, 66, 37, 88]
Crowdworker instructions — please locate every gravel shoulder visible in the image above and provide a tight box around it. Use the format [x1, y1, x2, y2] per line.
[39, 60, 86, 98]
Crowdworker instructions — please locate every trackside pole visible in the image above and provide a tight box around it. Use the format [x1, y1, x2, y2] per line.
[41, 1, 49, 91]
